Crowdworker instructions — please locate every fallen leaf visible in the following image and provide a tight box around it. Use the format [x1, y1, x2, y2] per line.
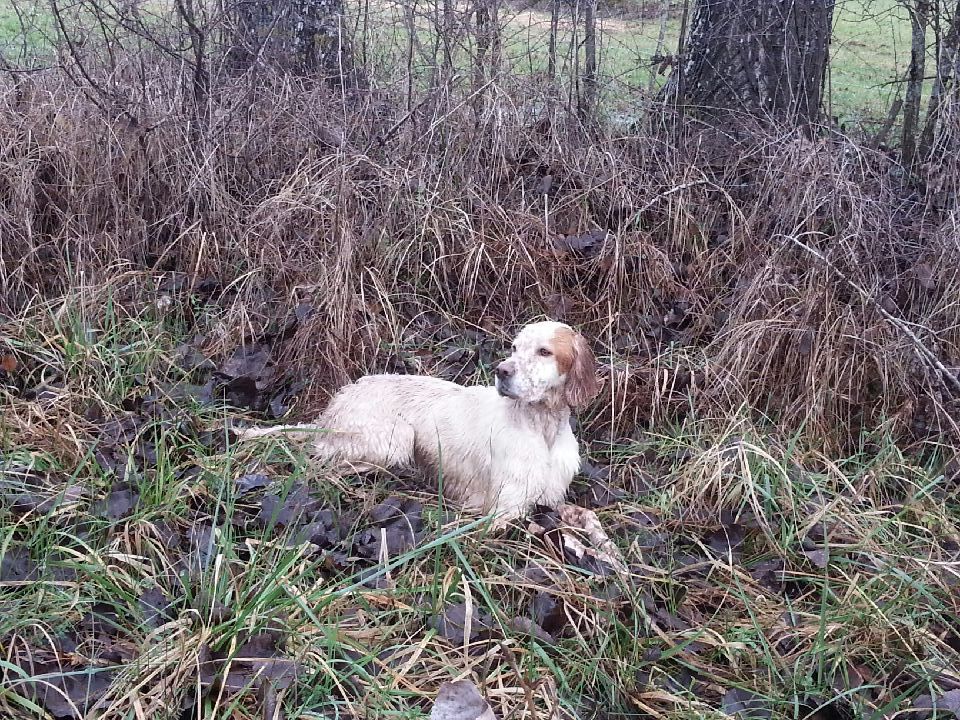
[14, 663, 116, 719]
[506, 616, 554, 645]
[138, 586, 173, 629]
[705, 524, 746, 556]
[552, 230, 608, 256]
[259, 483, 316, 528]
[429, 602, 493, 645]
[93, 487, 140, 520]
[747, 557, 786, 590]
[914, 262, 935, 290]
[536, 174, 553, 196]
[803, 548, 829, 568]
[545, 293, 572, 321]
[174, 341, 216, 378]
[236, 473, 271, 496]
[430, 680, 498, 720]
[722, 687, 772, 719]
[188, 523, 216, 573]
[220, 344, 272, 380]
[198, 631, 303, 696]
[530, 591, 568, 637]
[937, 689, 960, 714]
[353, 498, 423, 559]
[796, 694, 855, 720]
[0, 546, 38, 581]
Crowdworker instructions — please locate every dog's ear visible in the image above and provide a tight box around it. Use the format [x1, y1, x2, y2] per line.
[564, 333, 601, 410]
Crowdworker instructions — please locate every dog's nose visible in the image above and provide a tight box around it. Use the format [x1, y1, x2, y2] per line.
[496, 361, 515, 380]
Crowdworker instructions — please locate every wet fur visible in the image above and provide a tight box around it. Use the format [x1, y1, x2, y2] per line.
[235, 321, 601, 522]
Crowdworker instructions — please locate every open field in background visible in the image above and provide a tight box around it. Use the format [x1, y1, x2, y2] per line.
[1, 0, 959, 717]
[0, 0, 916, 130]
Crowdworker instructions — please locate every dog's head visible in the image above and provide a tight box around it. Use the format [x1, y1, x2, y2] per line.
[495, 321, 601, 410]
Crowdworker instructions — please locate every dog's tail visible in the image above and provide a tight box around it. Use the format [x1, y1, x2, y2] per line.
[231, 423, 327, 442]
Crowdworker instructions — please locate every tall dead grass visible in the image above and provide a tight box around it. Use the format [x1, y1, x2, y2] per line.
[1, 45, 958, 456]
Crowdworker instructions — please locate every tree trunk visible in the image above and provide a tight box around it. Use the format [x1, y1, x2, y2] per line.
[472, 0, 499, 120]
[902, 0, 930, 168]
[919, 0, 959, 158]
[581, 0, 598, 115]
[229, 0, 356, 83]
[664, 0, 835, 127]
[548, 0, 560, 78]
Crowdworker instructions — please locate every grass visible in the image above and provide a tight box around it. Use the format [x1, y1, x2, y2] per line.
[0, 0, 958, 715]
[1, 285, 958, 719]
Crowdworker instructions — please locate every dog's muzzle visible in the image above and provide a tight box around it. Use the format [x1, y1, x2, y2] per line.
[495, 360, 518, 399]
[495, 376, 517, 399]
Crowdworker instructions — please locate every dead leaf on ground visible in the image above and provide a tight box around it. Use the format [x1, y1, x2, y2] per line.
[552, 230, 608, 257]
[185, 523, 216, 575]
[0, 546, 39, 581]
[545, 292, 572, 321]
[138, 586, 173, 629]
[506, 616, 554, 645]
[429, 602, 493, 646]
[14, 662, 116, 719]
[721, 687, 772, 719]
[198, 630, 303, 698]
[705, 523, 746, 558]
[747, 557, 786, 591]
[259, 483, 317, 529]
[92, 486, 140, 520]
[575, 461, 626, 508]
[914, 262, 935, 290]
[430, 680, 498, 720]
[212, 343, 304, 417]
[907, 692, 960, 720]
[174, 339, 216, 378]
[530, 590, 568, 637]
[931, 689, 960, 714]
[353, 498, 424, 559]
[1, 467, 86, 516]
[802, 546, 829, 569]
[0, 353, 16, 374]
[235, 472, 271, 496]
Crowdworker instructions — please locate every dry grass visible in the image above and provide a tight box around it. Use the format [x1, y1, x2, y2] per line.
[2, 61, 958, 452]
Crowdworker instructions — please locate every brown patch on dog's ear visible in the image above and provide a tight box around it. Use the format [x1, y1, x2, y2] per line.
[554, 328, 600, 410]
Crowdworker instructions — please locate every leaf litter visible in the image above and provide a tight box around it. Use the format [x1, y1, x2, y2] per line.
[2, 301, 959, 719]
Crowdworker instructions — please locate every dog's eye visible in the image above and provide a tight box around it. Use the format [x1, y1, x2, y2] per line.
[538, 347, 553, 357]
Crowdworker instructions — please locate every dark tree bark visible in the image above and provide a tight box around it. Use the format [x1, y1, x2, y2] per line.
[664, 0, 835, 127]
[902, 0, 930, 168]
[582, 0, 598, 115]
[548, 0, 560, 78]
[919, 0, 960, 158]
[229, 0, 357, 83]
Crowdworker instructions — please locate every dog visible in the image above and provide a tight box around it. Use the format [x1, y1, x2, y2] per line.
[234, 321, 601, 523]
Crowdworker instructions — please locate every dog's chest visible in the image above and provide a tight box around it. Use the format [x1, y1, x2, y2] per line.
[546, 427, 581, 477]
[495, 418, 579, 472]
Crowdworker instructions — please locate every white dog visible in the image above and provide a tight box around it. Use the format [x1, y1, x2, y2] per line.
[234, 321, 601, 522]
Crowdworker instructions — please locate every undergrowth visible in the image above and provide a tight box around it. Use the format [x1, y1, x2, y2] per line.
[1, 287, 958, 719]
